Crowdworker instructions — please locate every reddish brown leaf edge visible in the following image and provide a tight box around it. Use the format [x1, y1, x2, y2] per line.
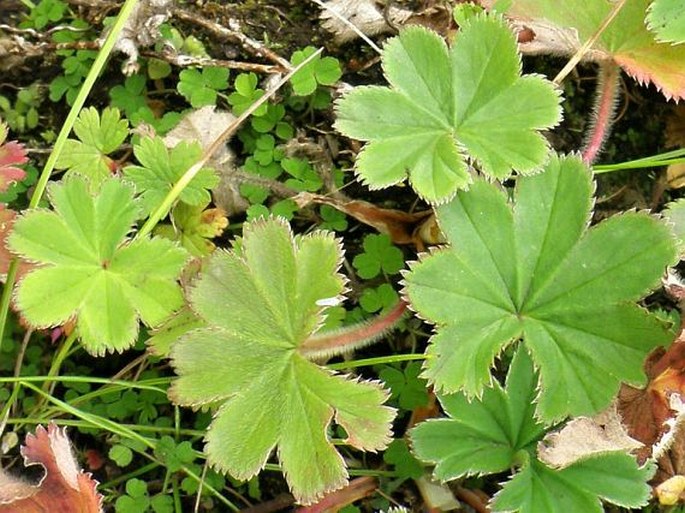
[0, 423, 103, 513]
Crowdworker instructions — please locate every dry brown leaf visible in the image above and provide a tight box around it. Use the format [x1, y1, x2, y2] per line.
[163, 106, 236, 162]
[0, 424, 102, 512]
[618, 336, 685, 485]
[537, 402, 642, 469]
[619, 340, 685, 457]
[318, 0, 412, 44]
[294, 191, 441, 246]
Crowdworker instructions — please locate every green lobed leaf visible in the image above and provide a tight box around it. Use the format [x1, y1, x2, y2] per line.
[8, 175, 189, 355]
[123, 137, 219, 217]
[411, 347, 654, 511]
[411, 348, 545, 479]
[55, 106, 129, 186]
[169, 217, 395, 504]
[334, 16, 561, 203]
[647, 0, 685, 44]
[490, 455, 654, 513]
[403, 154, 677, 421]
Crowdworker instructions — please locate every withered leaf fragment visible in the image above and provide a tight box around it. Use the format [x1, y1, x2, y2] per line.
[0, 424, 103, 513]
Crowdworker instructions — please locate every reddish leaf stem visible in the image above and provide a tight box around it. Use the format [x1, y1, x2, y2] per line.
[582, 63, 621, 165]
[300, 300, 407, 359]
[296, 477, 378, 513]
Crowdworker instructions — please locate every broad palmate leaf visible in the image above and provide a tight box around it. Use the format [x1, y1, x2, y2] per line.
[9, 175, 188, 355]
[411, 348, 653, 512]
[334, 15, 561, 203]
[404, 154, 677, 421]
[169, 217, 395, 504]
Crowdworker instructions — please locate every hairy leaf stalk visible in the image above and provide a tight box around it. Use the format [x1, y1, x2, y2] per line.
[582, 63, 621, 165]
[299, 300, 407, 360]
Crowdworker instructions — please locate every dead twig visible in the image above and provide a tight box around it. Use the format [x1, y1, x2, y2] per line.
[172, 8, 291, 72]
[140, 49, 283, 74]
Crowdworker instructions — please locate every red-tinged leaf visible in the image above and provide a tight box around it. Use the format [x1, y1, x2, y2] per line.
[0, 140, 27, 193]
[0, 206, 35, 282]
[497, 0, 685, 101]
[0, 206, 15, 277]
[0, 424, 103, 512]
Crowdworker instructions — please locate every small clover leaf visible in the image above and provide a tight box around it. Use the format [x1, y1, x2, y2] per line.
[109, 74, 148, 118]
[360, 283, 398, 314]
[404, 154, 677, 421]
[154, 436, 196, 472]
[251, 104, 290, 135]
[334, 16, 561, 203]
[115, 479, 150, 513]
[150, 495, 173, 513]
[109, 444, 133, 467]
[130, 108, 182, 135]
[319, 204, 348, 232]
[252, 134, 283, 166]
[227, 73, 267, 116]
[49, 50, 96, 105]
[177, 67, 229, 108]
[123, 136, 219, 217]
[379, 361, 428, 410]
[147, 58, 171, 80]
[8, 175, 189, 355]
[290, 47, 342, 96]
[281, 157, 323, 192]
[170, 217, 395, 504]
[25, 0, 67, 30]
[353, 234, 404, 279]
[55, 107, 128, 186]
[411, 348, 653, 513]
